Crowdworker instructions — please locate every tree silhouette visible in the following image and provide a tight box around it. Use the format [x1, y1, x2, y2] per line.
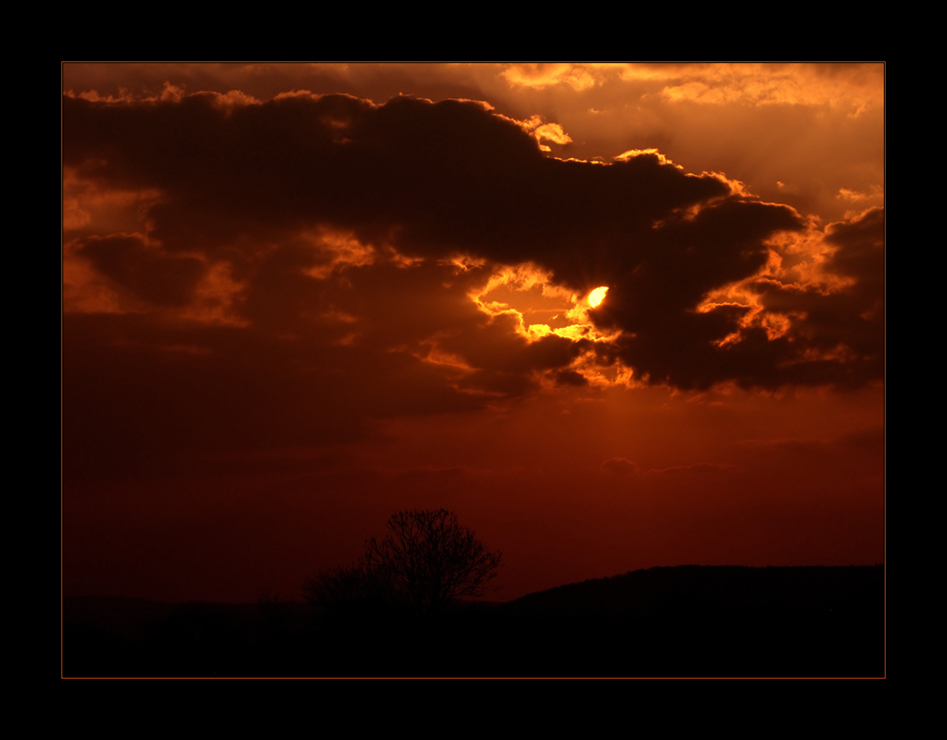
[366, 509, 502, 614]
[306, 509, 501, 617]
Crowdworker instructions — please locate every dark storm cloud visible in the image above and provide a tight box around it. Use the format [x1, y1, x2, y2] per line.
[63, 244, 584, 483]
[62, 309, 487, 484]
[63, 89, 881, 446]
[62, 91, 732, 271]
[748, 207, 885, 388]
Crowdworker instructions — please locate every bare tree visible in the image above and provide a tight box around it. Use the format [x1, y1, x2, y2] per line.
[361, 509, 501, 614]
[305, 509, 501, 618]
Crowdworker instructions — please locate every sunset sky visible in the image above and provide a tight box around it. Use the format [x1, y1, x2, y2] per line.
[62, 63, 885, 603]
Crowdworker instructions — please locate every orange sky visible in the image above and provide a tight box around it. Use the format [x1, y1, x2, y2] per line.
[62, 63, 884, 603]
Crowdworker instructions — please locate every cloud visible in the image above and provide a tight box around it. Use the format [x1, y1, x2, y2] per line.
[601, 457, 640, 476]
[62, 308, 490, 484]
[63, 92, 733, 277]
[736, 425, 884, 456]
[77, 233, 206, 306]
[746, 207, 885, 388]
[62, 90, 884, 482]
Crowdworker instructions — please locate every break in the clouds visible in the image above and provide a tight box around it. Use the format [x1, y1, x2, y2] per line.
[63, 88, 883, 481]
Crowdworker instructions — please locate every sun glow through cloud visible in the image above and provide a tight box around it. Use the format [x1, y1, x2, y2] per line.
[588, 286, 608, 307]
[471, 267, 618, 344]
[463, 267, 626, 386]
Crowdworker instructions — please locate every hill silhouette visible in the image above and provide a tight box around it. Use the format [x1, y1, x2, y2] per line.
[499, 565, 883, 676]
[63, 565, 883, 677]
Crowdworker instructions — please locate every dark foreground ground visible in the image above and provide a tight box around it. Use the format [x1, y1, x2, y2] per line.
[63, 565, 884, 677]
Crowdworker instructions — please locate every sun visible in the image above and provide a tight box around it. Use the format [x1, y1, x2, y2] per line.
[588, 286, 608, 308]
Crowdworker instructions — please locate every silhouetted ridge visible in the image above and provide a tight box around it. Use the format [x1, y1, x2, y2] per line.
[64, 565, 883, 676]
[505, 565, 882, 619]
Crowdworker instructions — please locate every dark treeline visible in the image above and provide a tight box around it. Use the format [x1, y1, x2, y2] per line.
[63, 564, 884, 677]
